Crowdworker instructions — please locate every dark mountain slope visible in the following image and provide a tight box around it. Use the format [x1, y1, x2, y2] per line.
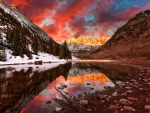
[0, 0, 71, 60]
[89, 10, 150, 59]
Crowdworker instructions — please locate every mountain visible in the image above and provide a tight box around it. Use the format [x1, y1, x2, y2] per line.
[67, 36, 109, 58]
[0, 0, 71, 62]
[89, 10, 150, 59]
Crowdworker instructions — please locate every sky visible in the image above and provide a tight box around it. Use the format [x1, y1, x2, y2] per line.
[4, 0, 150, 42]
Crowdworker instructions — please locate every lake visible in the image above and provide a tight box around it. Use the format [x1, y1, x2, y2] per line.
[0, 61, 140, 113]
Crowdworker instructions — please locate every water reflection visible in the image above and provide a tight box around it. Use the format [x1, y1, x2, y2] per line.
[21, 63, 115, 113]
[67, 73, 110, 83]
[0, 63, 72, 113]
[0, 62, 140, 113]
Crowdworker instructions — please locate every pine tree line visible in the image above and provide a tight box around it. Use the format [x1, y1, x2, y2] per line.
[0, 7, 72, 61]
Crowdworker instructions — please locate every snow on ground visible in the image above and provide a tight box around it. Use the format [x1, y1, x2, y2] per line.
[0, 49, 67, 65]
[71, 56, 79, 60]
[0, 48, 80, 65]
[0, 62, 65, 73]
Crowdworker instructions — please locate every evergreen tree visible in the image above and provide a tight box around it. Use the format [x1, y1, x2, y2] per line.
[0, 46, 6, 61]
[53, 44, 57, 56]
[6, 30, 13, 48]
[19, 48, 23, 58]
[25, 48, 32, 59]
[31, 35, 39, 54]
[59, 45, 64, 59]
[21, 34, 27, 56]
[48, 39, 53, 54]
[59, 41, 72, 59]
[11, 29, 20, 56]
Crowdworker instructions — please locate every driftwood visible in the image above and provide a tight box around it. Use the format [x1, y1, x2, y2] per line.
[54, 86, 80, 108]
[54, 85, 90, 113]
[54, 86, 75, 103]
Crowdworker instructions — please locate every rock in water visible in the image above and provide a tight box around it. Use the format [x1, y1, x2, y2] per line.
[56, 94, 63, 100]
[55, 107, 62, 111]
[87, 83, 91, 85]
[45, 100, 52, 104]
[59, 83, 67, 88]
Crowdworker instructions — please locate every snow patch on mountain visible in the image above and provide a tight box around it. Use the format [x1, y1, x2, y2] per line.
[68, 43, 99, 52]
[0, 1, 52, 40]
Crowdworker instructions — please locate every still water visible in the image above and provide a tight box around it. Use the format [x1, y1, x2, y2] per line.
[0, 62, 140, 113]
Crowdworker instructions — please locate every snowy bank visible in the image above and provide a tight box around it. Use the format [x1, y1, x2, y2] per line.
[0, 49, 67, 65]
[0, 49, 79, 65]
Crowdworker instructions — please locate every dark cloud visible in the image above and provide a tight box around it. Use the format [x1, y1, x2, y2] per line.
[4, 0, 150, 42]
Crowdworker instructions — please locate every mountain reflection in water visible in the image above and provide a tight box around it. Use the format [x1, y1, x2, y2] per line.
[0, 62, 140, 113]
[21, 63, 115, 113]
[67, 73, 110, 83]
[0, 63, 72, 113]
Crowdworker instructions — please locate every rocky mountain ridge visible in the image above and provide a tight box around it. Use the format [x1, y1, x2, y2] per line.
[0, 0, 71, 61]
[67, 36, 108, 58]
[0, 0, 50, 40]
[89, 10, 150, 59]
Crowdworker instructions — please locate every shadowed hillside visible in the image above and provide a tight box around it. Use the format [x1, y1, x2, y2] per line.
[89, 10, 150, 59]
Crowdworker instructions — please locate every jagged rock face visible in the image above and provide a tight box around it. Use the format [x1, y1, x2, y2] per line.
[68, 43, 99, 59]
[0, 1, 61, 58]
[68, 43, 98, 53]
[90, 10, 150, 59]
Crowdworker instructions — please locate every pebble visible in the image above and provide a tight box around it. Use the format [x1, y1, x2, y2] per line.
[120, 99, 130, 104]
[125, 86, 131, 89]
[97, 94, 105, 100]
[55, 107, 62, 111]
[134, 82, 138, 84]
[128, 74, 131, 76]
[110, 105, 121, 109]
[100, 100, 105, 102]
[131, 79, 136, 82]
[90, 88, 94, 90]
[145, 105, 150, 109]
[139, 78, 142, 80]
[56, 95, 63, 100]
[116, 81, 122, 85]
[127, 97, 138, 101]
[129, 83, 133, 85]
[106, 98, 109, 101]
[45, 100, 52, 104]
[139, 88, 143, 90]
[126, 90, 133, 93]
[87, 109, 92, 111]
[123, 106, 135, 111]
[57, 86, 64, 90]
[143, 79, 149, 82]
[87, 83, 91, 85]
[78, 94, 82, 98]
[79, 100, 88, 105]
[59, 83, 67, 88]
[112, 92, 118, 96]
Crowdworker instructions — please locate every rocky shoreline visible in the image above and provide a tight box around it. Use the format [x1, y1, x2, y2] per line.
[51, 59, 150, 113]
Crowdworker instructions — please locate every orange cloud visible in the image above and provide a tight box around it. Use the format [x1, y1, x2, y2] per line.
[4, 0, 150, 42]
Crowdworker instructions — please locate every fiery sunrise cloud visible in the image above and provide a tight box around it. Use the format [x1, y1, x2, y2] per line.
[4, 0, 150, 42]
